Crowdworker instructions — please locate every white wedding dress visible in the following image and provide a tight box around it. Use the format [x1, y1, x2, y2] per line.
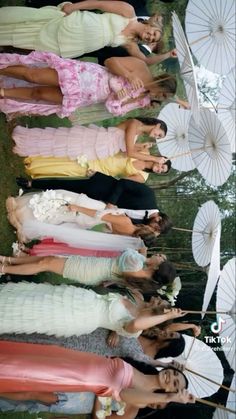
[6, 190, 143, 251]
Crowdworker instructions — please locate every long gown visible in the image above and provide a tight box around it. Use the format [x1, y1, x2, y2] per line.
[24, 152, 149, 181]
[0, 6, 130, 57]
[0, 51, 150, 118]
[6, 189, 143, 250]
[12, 124, 127, 160]
[0, 341, 133, 397]
[0, 282, 142, 338]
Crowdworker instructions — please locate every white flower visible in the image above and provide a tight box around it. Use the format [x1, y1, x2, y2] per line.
[12, 241, 20, 255]
[18, 188, 24, 196]
[77, 154, 88, 167]
[29, 190, 69, 222]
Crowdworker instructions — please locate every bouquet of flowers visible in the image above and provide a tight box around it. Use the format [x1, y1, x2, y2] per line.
[157, 277, 182, 306]
[29, 190, 72, 222]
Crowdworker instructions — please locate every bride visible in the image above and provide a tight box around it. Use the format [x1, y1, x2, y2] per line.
[6, 189, 159, 250]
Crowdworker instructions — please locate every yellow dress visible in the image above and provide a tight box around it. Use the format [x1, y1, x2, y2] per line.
[24, 153, 149, 182]
[0, 5, 130, 58]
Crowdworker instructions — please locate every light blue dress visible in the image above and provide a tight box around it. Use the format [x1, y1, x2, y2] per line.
[63, 248, 146, 284]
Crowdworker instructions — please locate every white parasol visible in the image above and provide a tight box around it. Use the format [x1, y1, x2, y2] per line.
[188, 108, 232, 187]
[216, 258, 236, 370]
[170, 334, 224, 398]
[213, 374, 236, 419]
[172, 11, 200, 125]
[192, 200, 221, 267]
[217, 67, 236, 153]
[157, 103, 195, 171]
[201, 226, 221, 317]
[185, 0, 236, 75]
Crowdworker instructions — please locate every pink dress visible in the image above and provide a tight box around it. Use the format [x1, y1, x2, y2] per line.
[12, 124, 126, 159]
[29, 238, 121, 257]
[0, 51, 150, 119]
[0, 341, 133, 399]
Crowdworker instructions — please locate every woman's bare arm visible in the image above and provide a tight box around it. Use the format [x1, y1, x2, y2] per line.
[62, 0, 135, 17]
[124, 309, 187, 333]
[104, 56, 151, 88]
[120, 388, 195, 407]
[121, 119, 160, 162]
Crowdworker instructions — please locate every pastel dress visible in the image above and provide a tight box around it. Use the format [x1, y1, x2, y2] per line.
[6, 190, 143, 250]
[0, 6, 130, 57]
[0, 341, 133, 398]
[0, 283, 142, 338]
[24, 152, 149, 181]
[0, 52, 150, 119]
[12, 124, 127, 160]
[62, 248, 146, 284]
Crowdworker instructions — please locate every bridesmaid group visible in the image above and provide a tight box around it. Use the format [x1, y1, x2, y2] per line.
[0, 0, 198, 417]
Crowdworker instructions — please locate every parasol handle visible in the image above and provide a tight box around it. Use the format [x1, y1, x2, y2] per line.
[172, 227, 193, 233]
[184, 310, 235, 315]
[196, 398, 236, 413]
[189, 34, 210, 46]
[186, 368, 236, 393]
[169, 145, 212, 160]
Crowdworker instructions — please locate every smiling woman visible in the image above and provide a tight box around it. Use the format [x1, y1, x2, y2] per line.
[0, 341, 195, 411]
[12, 117, 167, 161]
[0, 1, 162, 61]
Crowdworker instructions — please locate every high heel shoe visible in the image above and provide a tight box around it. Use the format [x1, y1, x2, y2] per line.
[16, 177, 31, 189]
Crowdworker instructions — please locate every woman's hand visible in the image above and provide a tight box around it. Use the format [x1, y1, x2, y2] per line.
[105, 203, 118, 209]
[86, 169, 95, 177]
[62, 3, 74, 15]
[192, 324, 201, 337]
[107, 331, 120, 348]
[169, 48, 177, 58]
[66, 204, 79, 212]
[164, 308, 187, 319]
[169, 360, 185, 371]
[155, 156, 169, 164]
[171, 390, 195, 405]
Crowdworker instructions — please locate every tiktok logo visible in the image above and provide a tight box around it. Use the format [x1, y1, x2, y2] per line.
[210, 316, 226, 334]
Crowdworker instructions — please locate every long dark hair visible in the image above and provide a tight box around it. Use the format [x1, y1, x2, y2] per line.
[152, 261, 176, 287]
[144, 158, 172, 174]
[155, 334, 186, 359]
[123, 357, 189, 388]
[135, 117, 168, 135]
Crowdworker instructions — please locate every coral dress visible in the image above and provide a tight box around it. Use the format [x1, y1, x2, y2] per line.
[24, 152, 149, 181]
[0, 341, 133, 397]
[0, 283, 142, 338]
[0, 51, 150, 118]
[12, 124, 126, 159]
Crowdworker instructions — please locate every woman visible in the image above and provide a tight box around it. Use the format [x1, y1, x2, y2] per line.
[0, 341, 195, 410]
[0, 280, 186, 337]
[0, 249, 176, 289]
[0, 53, 177, 119]
[24, 152, 171, 182]
[0, 1, 163, 60]
[12, 117, 167, 162]
[5, 189, 165, 245]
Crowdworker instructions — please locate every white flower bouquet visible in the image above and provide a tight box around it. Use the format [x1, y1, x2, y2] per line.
[29, 190, 72, 222]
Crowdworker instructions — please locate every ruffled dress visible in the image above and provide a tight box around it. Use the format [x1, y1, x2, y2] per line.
[0, 51, 150, 118]
[62, 248, 146, 284]
[12, 124, 126, 160]
[0, 283, 142, 338]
